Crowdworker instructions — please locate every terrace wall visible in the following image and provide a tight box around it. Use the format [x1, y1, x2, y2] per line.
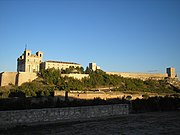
[0, 104, 129, 129]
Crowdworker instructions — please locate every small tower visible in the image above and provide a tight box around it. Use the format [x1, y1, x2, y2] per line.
[17, 49, 43, 73]
[166, 67, 176, 78]
[89, 63, 99, 71]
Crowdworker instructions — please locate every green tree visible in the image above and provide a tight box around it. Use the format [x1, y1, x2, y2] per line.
[40, 68, 60, 85]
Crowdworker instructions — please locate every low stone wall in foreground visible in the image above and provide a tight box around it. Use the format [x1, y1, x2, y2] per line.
[0, 104, 129, 129]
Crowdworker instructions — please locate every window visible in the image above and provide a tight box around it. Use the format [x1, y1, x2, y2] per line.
[29, 65, 31, 72]
[40, 54, 42, 57]
[28, 53, 30, 56]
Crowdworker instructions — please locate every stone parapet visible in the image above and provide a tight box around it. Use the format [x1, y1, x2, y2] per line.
[0, 104, 129, 129]
[61, 74, 89, 80]
[106, 72, 168, 80]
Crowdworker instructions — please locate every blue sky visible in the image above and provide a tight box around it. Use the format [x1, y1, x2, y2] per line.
[0, 0, 180, 77]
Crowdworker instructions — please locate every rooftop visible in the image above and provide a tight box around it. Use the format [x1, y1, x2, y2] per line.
[45, 60, 81, 65]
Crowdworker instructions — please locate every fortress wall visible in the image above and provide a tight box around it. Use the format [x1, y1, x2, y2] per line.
[17, 72, 38, 86]
[54, 91, 143, 100]
[106, 72, 168, 80]
[0, 72, 38, 86]
[0, 104, 129, 129]
[0, 72, 17, 86]
[61, 74, 89, 80]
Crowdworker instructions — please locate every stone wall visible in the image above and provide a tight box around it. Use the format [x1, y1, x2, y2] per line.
[54, 91, 144, 100]
[61, 74, 89, 80]
[0, 72, 17, 86]
[106, 72, 168, 80]
[17, 72, 38, 86]
[0, 72, 38, 86]
[0, 104, 129, 129]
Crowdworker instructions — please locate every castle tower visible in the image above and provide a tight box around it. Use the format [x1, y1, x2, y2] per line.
[89, 63, 97, 71]
[17, 49, 43, 73]
[166, 67, 176, 78]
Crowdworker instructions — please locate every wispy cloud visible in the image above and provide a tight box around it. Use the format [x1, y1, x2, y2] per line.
[147, 70, 159, 73]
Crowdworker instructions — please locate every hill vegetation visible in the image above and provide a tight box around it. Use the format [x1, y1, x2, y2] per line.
[0, 68, 179, 99]
[0, 68, 180, 111]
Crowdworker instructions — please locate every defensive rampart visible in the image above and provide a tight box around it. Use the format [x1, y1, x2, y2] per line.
[54, 91, 152, 100]
[17, 72, 38, 86]
[106, 72, 168, 80]
[0, 72, 38, 86]
[0, 104, 129, 129]
[0, 72, 17, 86]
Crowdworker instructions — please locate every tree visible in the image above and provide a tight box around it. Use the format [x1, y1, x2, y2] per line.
[85, 66, 91, 74]
[40, 68, 60, 85]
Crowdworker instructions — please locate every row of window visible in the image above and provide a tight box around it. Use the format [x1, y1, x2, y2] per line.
[27, 59, 42, 63]
[46, 64, 79, 69]
[27, 65, 39, 72]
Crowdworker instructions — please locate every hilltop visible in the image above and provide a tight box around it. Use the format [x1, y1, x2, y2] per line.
[0, 68, 180, 99]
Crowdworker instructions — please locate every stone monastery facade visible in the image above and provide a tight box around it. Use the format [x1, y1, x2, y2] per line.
[0, 49, 88, 86]
[41, 61, 81, 71]
[17, 50, 43, 73]
[0, 49, 178, 86]
[17, 49, 82, 73]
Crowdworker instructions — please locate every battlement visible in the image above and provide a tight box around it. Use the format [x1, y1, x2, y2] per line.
[18, 50, 43, 59]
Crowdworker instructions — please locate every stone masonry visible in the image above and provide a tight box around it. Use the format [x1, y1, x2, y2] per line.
[0, 104, 129, 129]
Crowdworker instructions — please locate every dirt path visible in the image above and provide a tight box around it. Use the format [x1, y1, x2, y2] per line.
[1, 111, 180, 135]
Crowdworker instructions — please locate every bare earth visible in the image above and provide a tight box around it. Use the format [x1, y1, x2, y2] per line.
[1, 111, 180, 135]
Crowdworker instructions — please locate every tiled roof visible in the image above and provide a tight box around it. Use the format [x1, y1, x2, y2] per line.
[45, 60, 81, 65]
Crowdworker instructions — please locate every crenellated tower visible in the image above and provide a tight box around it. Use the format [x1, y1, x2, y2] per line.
[17, 49, 43, 73]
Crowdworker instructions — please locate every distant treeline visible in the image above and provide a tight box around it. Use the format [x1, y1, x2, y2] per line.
[132, 95, 180, 113]
[0, 95, 180, 113]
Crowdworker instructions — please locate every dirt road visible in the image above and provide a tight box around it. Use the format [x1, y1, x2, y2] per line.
[1, 111, 180, 135]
